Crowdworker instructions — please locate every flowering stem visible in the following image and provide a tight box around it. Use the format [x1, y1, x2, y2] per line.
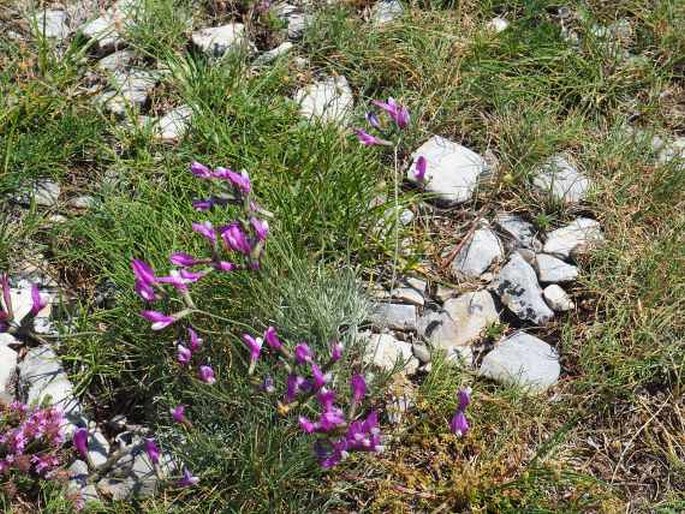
[389, 140, 402, 293]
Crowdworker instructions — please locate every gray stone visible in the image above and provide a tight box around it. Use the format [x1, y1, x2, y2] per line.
[435, 285, 456, 303]
[99, 69, 158, 116]
[68, 459, 89, 483]
[486, 16, 509, 33]
[79, 0, 137, 54]
[80, 484, 101, 504]
[191, 24, 248, 57]
[155, 105, 192, 142]
[0, 335, 18, 401]
[479, 331, 560, 392]
[97, 49, 135, 71]
[535, 254, 578, 283]
[273, 3, 309, 40]
[31, 179, 61, 207]
[533, 155, 591, 203]
[18, 346, 82, 429]
[494, 213, 542, 251]
[412, 343, 431, 363]
[391, 287, 424, 306]
[371, 0, 403, 25]
[88, 430, 111, 468]
[365, 333, 419, 374]
[406, 277, 427, 293]
[658, 137, 685, 164]
[294, 76, 354, 125]
[68, 195, 96, 209]
[451, 226, 503, 279]
[543, 284, 574, 312]
[543, 218, 604, 259]
[254, 42, 294, 65]
[32, 9, 70, 40]
[97, 477, 135, 500]
[407, 136, 490, 205]
[370, 303, 417, 332]
[493, 252, 554, 324]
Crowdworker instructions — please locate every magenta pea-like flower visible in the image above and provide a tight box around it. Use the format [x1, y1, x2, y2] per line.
[131, 259, 156, 285]
[311, 363, 329, 390]
[144, 438, 161, 465]
[73, 428, 88, 459]
[178, 467, 200, 487]
[350, 374, 367, 404]
[264, 326, 282, 351]
[188, 328, 202, 352]
[298, 416, 316, 434]
[214, 167, 251, 195]
[214, 261, 235, 272]
[450, 410, 469, 437]
[30, 284, 48, 315]
[250, 217, 269, 242]
[372, 97, 409, 129]
[262, 375, 276, 394]
[198, 365, 216, 384]
[170, 405, 187, 424]
[366, 111, 381, 129]
[177, 344, 192, 366]
[330, 341, 343, 362]
[190, 161, 212, 179]
[242, 334, 263, 365]
[169, 252, 198, 267]
[192, 221, 217, 244]
[354, 129, 384, 146]
[221, 223, 252, 255]
[294, 343, 313, 365]
[457, 388, 471, 411]
[141, 310, 176, 331]
[414, 155, 427, 182]
[192, 199, 215, 211]
[285, 374, 306, 403]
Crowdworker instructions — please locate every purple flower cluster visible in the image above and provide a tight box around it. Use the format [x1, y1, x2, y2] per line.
[354, 97, 410, 147]
[0, 273, 49, 334]
[450, 388, 471, 437]
[0, 402, 65, 477]
[242, 326, 381, 468]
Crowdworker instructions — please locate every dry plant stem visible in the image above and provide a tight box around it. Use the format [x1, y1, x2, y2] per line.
[389, 141, 401, 293]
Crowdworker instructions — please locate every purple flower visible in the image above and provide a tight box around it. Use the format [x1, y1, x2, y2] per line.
[372, 97, 409, 129]
[350, 374, 367, 404]
[188, 327, 202, 352]
[314, 439, 345, 469]
[177, 344, 192, 366]
[178, 467, 200, 487]
[298, 416, 316, 434]
[141, 310, 176, 331]
[135, 280, 157, 302]
[242, 334, 263, 365]
[264, 326, 282, 351]
[170, 405, 187, 424]
[198, 365, 216, 384]
[345, 410, 382, 452]
[131, 259, 156, 285]
[329, 341, 343, 362]
[192, 199, 215, 211]
[157, 270, 196, 292]
[294, 343, 313, 365]
[221, 223, 252, 255]
[261, 375, 276, 394]
[214, 167, 251, 194]
[30, 284, 48, 315]
[214, 261, 235, 272]
[250, 217, 269, 242]
[170, 252, 198, 267]
[190, 161, 212, 179]
[450, 410, 469, 437]
[73, 428, 88, 459]
[144, 438, 160, 465]
[414, 155, 427, 182]
[354, 128, 383, 146]
[1, 273, 11, 319]
[457, 388, 471, 411]
[366, 111, 381, 129]
[316, 388, 336, 410]
[192, 221, 217, 244]
[318, 406, 346, 432]
[285, 374, 306, 403]
[310, 363, 329, 390]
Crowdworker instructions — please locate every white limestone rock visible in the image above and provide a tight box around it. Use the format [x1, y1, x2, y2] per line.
[370, 303, 417, 332]
[79, 0, 137, 54]
[479, 331, 560, 392]
[486, 16, 509, 33]
[533, 155, 591, 203]
[32, 9, 70, 40]
[371, 0, 403, 25]
[155, 105, 192, 142]
[31, 179, 61, 207]
[254, 42, 294, 66]
[191, 24, 248, 57]
[534, 254, 579, 283]
[97, 49, 136, 71]
[294, 76, 354, 125]
[451, 225, 503, 279]
[407, 136, 490, 205]
[0, 335, 18, 402]
[493, 252, 554, 324]
[494, 213, 542, 251]
[365, 333, 419, 374]
[543, 218, 604, 259]
[68, 195, 96, 209]
[543, 284, 575, 311]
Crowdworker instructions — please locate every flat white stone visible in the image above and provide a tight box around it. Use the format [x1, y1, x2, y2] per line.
[191, 24, 247, 57]
[155, 105, 192, 142]
[32, 9, 70, 40]
[493, 252, 554, 324]
[80, 0, 136, 54]
[68, 195, 96, 209]
[254, 42, 294, 65]
[88, 430, 111, 468]
[533, 155, 591, 203]
[370, 303, 417, 332]
[495, 213, 542, 251]
[435, 285, 456, 303]
[98, 49, 136, 71]
[99, 69, 158, 116]
[391, 287, 425, 306]
[479, 331, 560, 392]
[405, 277, 427, 293]
[543, 284, 575, 311]
[451, 226, 503, 278]
[365, 333, 419, 374]
[486, 16, 509, 33]
[407, 136, 489, 205]
[0, 340, 18, 400]
[294, 76, 354, 125]
[535, 254, 578, 283]
[371, 0, 403, 25]
[543, 218, 604, 259]
[31, 179, 61, 207]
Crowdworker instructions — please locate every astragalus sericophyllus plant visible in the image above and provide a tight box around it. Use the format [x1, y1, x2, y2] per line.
[131, 162, 382, 474]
